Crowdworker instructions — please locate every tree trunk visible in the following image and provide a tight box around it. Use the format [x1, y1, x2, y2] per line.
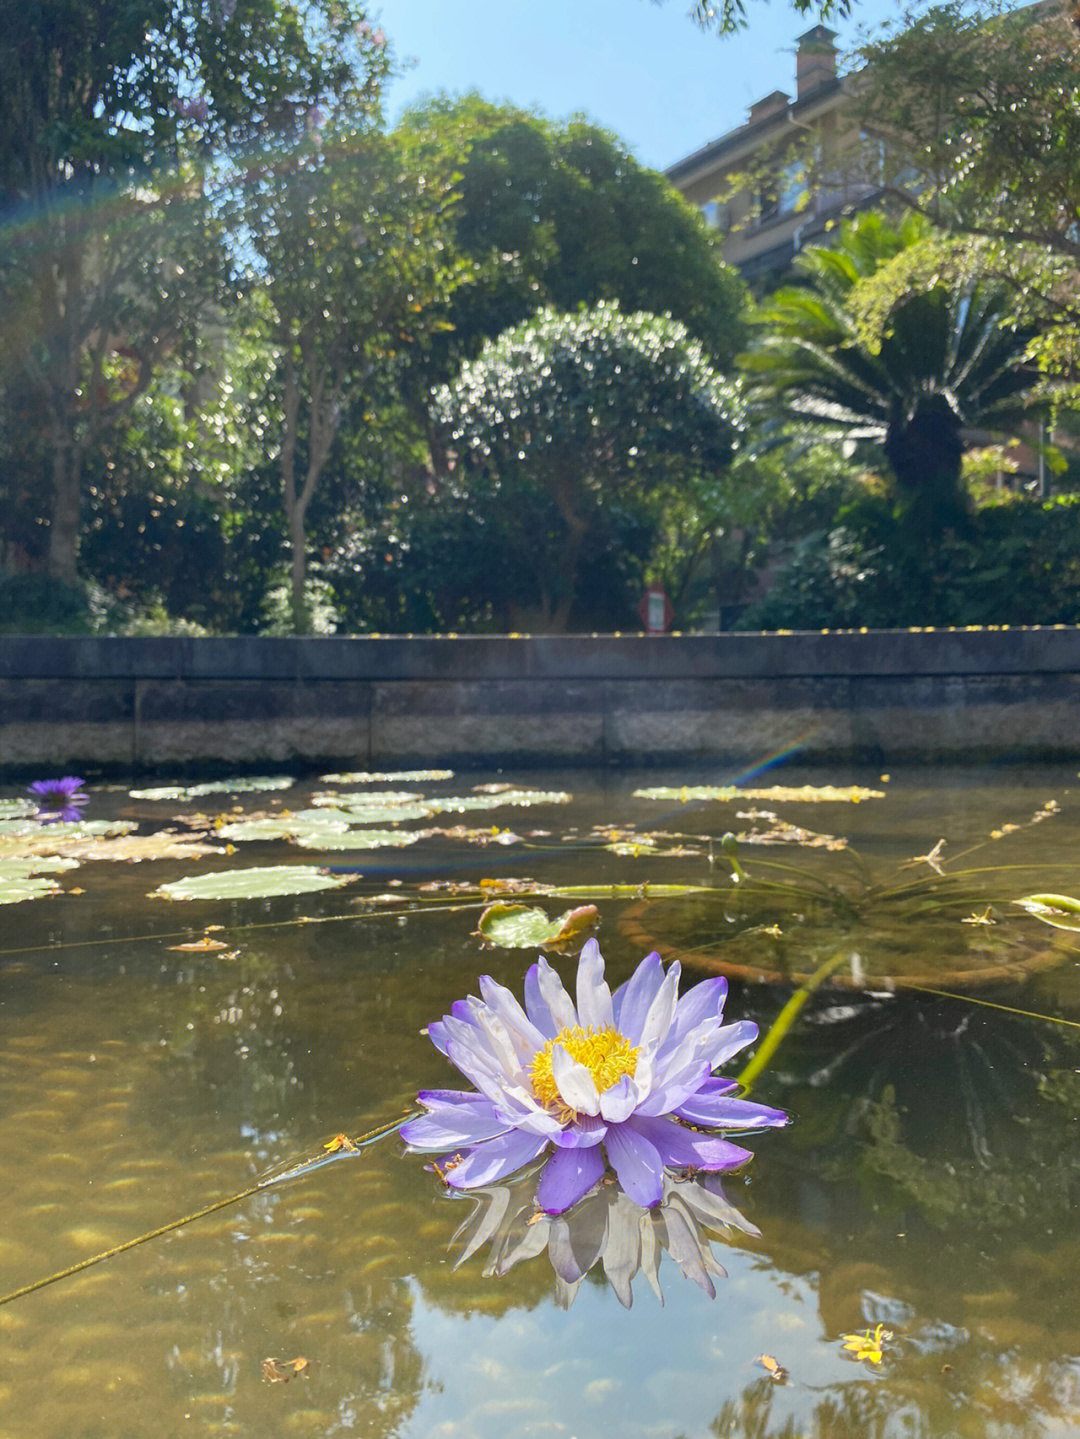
[46, 427, 82, 587]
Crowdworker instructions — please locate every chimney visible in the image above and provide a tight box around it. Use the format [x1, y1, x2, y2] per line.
[748, 90, 789, 125]
[795, 25, 837, 99]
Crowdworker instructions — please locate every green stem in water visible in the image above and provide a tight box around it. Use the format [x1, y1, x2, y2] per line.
[737, 950, 854, 1094]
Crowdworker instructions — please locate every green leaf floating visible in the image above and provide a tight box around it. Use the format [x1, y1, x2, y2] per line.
[131, 776, 295, 800]
[634, 784, 885, 803]
[1016, 894, 1080, 932]
[0, 855, 81, 904]
[427, 790, 571, 814]
[477, 901, 599, 949]
[215, 816, 348, 842]
[0, 798, 38, 819]
[292, 828, 424, 851]
[319, 769, 454, 784]
[153, 865, 352, 901]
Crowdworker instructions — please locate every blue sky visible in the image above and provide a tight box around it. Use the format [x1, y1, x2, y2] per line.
[381, 0, 903, 173]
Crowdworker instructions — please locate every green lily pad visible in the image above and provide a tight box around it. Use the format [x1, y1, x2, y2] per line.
[1016, 894, 1080, 932]
[215, 816, 349, 842]
[476, 901, 599, 949]
[0, 856, 81, 877]
[0, 798, 39, 819]
[0, 874, 64, 904]
[152, 865, 352, 901]
[292, 828, 424, 851]
[339, 802, 434, 825]
[311, 791, 422, 808]
[0, 819, 137, 839]
[319, 769, 453, 784]
[130, 776, 295, 801]
[427, 790, 572, 814]
[633, 784, 885, 804]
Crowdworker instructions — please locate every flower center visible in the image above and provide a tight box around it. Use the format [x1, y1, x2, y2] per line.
[529, 1025, 639, 1121]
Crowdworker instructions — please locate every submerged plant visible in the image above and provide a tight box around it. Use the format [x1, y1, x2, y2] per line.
[28, 776, 88, 824]
[401, 940, 786, 1214]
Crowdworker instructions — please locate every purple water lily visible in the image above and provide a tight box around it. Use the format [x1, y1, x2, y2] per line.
[28, 776, 89, 824]
[401, 940, 787, 1215]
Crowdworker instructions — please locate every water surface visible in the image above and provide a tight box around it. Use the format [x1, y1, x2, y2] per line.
[2, 763, 1079, 1439]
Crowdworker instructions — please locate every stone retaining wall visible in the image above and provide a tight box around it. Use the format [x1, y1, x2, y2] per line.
[1, 629, 1078, 773]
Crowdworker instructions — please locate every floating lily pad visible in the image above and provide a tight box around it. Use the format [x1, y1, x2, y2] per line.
[427, 790, 572, 814]
[215, 815, 348, 842]
[319, 769, 453, 784]
[311, 790, 422, 808]
[152, 865, 353, 901]
[0, 855, 81, 877]
[0, 798, 39, 819]
[0, 819, 138, 840]
[130, 776, 295, 801]
[337, 802, 434, 825]
[476, 901, 599, 949]
[0, 874, 64, 904]
[633, 785, 885, 804]
[1015, 894, 1080, 932]
[292, 828, 424, 851]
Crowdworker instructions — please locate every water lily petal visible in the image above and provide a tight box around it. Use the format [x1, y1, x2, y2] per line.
[444, 1128, 550, 1189]
[604, 1122, 665, 1208]
[634, 1058, 711, 1117]
[478, 974, 548, 1058]
[552, 1115, 607, 1147]
[598, 1072, 640, 1124]
[627, 1114, 752, 1173]
[673, 1086, 788, 1129]
[400, 1098, 511, 1151]
[522, 962, 559, 1038]
[536, 1143, 606, 1215]
[535, 955, 578, 1032]
[708, 1019, 760, 1069]
[612, 951, 665, 1042]
[551, 1044, 601, 1116]
[665, 976, 728, 1049]
[575, 938, 614, 1030]
[636, 960, 681, 1053]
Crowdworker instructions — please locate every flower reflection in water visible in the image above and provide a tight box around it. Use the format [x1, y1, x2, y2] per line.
[28, 775, 89, 824]
[448, 1163, 761, 1309]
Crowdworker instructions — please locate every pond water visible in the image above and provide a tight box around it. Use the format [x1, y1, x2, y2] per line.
[2, 762, 1080, 1439]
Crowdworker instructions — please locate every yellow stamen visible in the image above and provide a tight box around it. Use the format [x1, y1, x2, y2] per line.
[529, 1025, 639, 1124]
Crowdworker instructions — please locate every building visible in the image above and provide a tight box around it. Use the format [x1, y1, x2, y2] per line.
[665, 26, 883, 283]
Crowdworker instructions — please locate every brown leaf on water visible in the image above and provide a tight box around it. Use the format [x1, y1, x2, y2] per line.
[262, 1356, 313, 1383]
[169, 935, 230, 951]
[756, 1354, 788, 1382]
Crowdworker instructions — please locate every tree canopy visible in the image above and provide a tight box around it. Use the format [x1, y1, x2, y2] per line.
[395, 96, 747, 381]
[430, 301, 744, 631]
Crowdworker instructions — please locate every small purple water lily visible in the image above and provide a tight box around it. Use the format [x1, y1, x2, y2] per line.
[401, 940, 787, 1215]
[28, 775, 89, 824]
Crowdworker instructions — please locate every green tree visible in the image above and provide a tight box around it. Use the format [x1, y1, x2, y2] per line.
[741, 211, 1040, 527]
[0, 0, 383, 586]
[850, 1, 1080, 388]
[243, 119, 460, 630]
[396, 96, 747, 380]
[430, 302, 744, 632]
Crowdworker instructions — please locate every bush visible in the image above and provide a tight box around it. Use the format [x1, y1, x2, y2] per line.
[0, 572, 98, 634]
[736, 496, 1080, 631]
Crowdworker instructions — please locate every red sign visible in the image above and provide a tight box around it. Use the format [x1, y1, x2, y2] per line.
[638, 585, 674, 635]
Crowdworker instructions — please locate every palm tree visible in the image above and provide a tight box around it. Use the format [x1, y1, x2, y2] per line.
[742, 211, 1041, 524]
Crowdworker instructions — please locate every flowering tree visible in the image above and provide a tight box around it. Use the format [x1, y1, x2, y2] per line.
[431, 302, 744, 631]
